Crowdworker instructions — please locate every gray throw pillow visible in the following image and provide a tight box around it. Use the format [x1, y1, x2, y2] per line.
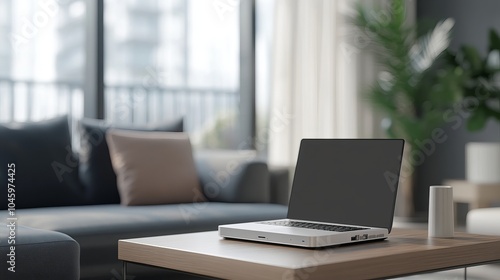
[0, 115, 84, 209]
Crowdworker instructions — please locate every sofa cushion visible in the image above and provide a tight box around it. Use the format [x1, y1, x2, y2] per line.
[106, 129, 205, 205]
[79, 118, 183, 205]
[0, 115, 84, 209]
[5, 203, 287, 237]
[0, 223, 80, 280]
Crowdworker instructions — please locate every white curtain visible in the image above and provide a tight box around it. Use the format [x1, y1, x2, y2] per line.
[268, 0, 385, 166]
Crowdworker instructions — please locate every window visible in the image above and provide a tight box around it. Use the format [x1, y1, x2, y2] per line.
[104, 0, 240, 148]
[0, 0, 85, 124]
[0, 0, 253, 149]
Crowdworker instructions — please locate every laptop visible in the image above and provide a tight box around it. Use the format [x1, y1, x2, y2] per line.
[219, 139, 405, 248]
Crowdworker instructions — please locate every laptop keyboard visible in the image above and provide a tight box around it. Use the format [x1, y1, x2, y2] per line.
[261, 220, 368, 232]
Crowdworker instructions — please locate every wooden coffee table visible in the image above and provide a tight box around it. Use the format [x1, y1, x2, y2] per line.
[118, 229, 500, 279]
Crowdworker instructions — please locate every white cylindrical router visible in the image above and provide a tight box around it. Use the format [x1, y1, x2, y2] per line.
[428, 186, 454, 238]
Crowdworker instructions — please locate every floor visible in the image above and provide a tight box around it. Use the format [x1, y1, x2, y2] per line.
[144, 265, 500, 280]
[397, 265, 500, 280]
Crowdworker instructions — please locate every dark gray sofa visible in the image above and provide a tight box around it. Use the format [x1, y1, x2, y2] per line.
[0, 117, 289, 279]
[0, 156, 288, 279]
[0, 154, 289, 280]
[10, 203, 287, 279]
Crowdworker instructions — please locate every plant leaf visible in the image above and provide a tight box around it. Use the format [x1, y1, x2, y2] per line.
[427, 68, 464, 106]
[442, 49, 459, 67]
[390, 0, 405, 27]
[410, 18, 454, 73]
[489, 29, 500, 52]
[396, 116, 423, 146]
[461, 46, 483, 74]
[467, 106, 488, 131]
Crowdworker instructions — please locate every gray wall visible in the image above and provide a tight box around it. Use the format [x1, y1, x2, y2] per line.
[415, 0, 500, 218]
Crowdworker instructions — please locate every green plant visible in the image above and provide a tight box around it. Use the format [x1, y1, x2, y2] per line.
[445, 29, 500, 131]
[351, 0, 463, 148]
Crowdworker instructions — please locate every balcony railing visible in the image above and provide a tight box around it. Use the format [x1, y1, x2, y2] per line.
[0, 78, 84, 122]
[105, 84, 239, 133]
[0, 78, 239, 140]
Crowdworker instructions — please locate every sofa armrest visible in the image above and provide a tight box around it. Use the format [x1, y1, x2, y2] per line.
[0, 224, 80, 280]
[269, 166, 291, 205]
[194, 150, 271, 203]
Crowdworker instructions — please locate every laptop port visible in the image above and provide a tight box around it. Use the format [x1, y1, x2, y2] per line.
[351, 235, 359, 241]
[360, 234, 368, 240]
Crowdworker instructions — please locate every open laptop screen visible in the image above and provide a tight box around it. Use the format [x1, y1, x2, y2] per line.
[287, 139, 404, 232]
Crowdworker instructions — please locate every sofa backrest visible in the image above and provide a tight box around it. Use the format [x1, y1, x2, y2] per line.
[0, 115, 290, 209]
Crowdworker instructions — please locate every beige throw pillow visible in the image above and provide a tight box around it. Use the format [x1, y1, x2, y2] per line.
[106, 129, 205, 206]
